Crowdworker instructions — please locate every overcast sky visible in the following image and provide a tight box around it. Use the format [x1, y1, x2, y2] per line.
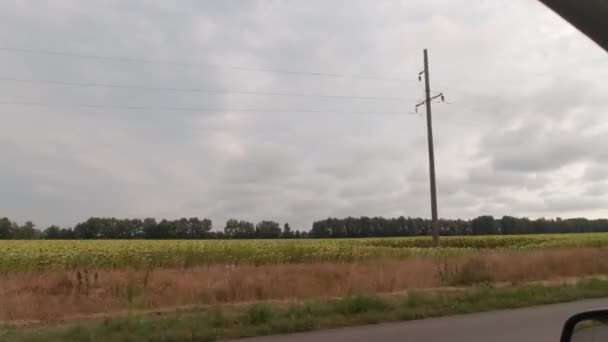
[1, 0, 607, 229]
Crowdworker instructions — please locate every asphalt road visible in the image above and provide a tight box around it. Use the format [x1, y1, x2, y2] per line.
[230, 298, 608, 342]
[573, 326, 608, 342]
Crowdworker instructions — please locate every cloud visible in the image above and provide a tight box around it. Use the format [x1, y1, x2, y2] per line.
[583, 183, 608, 197]
[467, 165, 545, 190]
[543, 195, 608, 212]
[1, 0, 608, 228]
[584, 164, 608, 183]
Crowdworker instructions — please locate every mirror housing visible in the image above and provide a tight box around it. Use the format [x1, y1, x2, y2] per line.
[561, 310, 608, 342]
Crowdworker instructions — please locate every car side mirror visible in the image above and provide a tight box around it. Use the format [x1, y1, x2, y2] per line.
[561, 310, 608, 342]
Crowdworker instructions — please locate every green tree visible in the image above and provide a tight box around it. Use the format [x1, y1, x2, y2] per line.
[500, 216, 519, 235]
[0, 217, 13, 239]
[311, 220, 331, 238]
[74, 218, 101, 239]
[282, 223, 293, 238]
[471, 215, 497, 235]
[142, 218, 158, 239]
[189, 217, 212, 238]
[174, 218, 190, 239]
[44, 225, 61, 239]
[156, 219, 173, 239]
[224, 219, 239, 238]
[225, 219, 255, 238]
[201, 218, 213, 236]
[255, 221, 281, 238]
[15, 221, 36, 239]
[237, 220, 255, 238]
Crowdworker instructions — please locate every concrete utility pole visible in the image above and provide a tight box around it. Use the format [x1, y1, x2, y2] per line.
[416, 49, 443, 247]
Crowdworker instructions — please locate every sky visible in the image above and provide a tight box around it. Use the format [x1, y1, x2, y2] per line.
[1, 0, 607, 230]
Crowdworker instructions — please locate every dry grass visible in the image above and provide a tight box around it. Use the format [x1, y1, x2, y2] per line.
[2, 248, 608, 322]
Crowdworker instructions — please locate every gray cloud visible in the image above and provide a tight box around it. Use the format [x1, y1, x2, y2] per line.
[543, 195, 608, 212]
[1, 0, 608, 228]
[583, 183, 608, 197]
[479, 125, 608, 175]
[584, 164, 608, 182]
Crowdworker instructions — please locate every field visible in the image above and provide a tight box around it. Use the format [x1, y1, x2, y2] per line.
[2, 233, 608, 272]
[3, 233, 608, 340]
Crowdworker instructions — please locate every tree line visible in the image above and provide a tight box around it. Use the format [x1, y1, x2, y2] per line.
[0, 217, 307, 239]
[310, 216, 608, 237]
[2, 215, 608, 240]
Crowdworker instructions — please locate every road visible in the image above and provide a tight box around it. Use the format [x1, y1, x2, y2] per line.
[230, 298, 608, 342]
[574, 326, 608, 341]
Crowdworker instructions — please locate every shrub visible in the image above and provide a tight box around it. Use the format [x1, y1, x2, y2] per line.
[336, 294, 389, 315]
[247, 304, 274, 325]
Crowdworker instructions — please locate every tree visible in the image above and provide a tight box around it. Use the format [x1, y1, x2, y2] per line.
[224, 219, 239, 238]
[58, 227, 75, 239]
[15, 221, 36, 239]
[237, 220, 255, 238]
[310, 220, 331, 238]
[174, 218, 190, 239]
[395, 216, 409, 236]
[255, 221, 281, 239]
[282, 223, 293, 238]
[189, 217, 212, 238]
[142, 218, 158, 239]
[156, 219, 175, 239]
[533, 218, 549, 234]
[201, 218, 213, 236]
[123, 219, 143, 238]
[500, 216, 519, 235]
[471, 215, 498, 235]
[0, 217, 13, 239]
[330, 217, 347, 238]
[44, 225, 61, 239]
[354, 216, 369, 237]
[97, 218, 119, 239]
[225, 219, 255, 238]
[74, 218, 101, 239]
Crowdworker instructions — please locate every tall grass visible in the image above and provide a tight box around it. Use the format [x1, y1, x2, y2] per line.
[5, 279, 608, 342]
[2, 248, 608, 322]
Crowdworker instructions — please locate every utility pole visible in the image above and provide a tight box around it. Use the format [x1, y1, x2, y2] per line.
[416, 49, 443, 247]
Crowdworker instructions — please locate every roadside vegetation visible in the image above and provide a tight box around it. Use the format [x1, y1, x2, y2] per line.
[4, 278, 608, 341]
[2, 247, 608, 323]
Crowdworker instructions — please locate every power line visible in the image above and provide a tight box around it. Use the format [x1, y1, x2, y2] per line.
[0, 47, 411, 82]
[0, 76, 411, 101]
[0, 100, 405, 115]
